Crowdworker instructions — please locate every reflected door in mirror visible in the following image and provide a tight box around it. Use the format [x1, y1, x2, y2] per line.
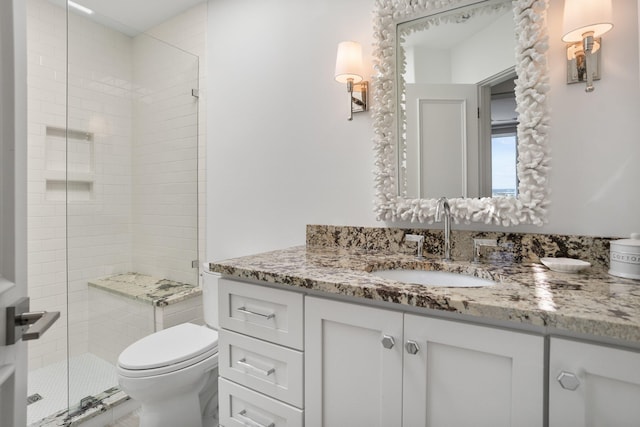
[404, 84, 478, 199]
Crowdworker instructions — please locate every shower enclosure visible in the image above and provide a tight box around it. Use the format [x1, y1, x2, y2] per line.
[26, 0, 200, 424]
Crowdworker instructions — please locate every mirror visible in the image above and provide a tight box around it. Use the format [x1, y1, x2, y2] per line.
[398, 3, 515, 199]
[373, 0, 550, 226]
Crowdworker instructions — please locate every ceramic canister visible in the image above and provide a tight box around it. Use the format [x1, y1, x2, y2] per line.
[609, 233, 640, 280]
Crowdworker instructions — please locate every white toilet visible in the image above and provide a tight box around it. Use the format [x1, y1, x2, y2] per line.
[117, 269, 220, 427]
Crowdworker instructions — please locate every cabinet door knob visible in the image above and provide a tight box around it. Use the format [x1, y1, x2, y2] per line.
[557, 371, 580, 391]
[381, 335, 395, 349]
[405, 340, 420, 355]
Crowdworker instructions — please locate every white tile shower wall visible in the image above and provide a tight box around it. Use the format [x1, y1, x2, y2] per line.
[27, 0, 207, 373]
[26, 0, 68, 371]
[155, 299, 204, 331]
[130, 11, 204, 285]
[26, 0, 134, 370]
[145, 3, 208, 271]
[88, 287, 203, 365]
[88, 288, 154, 366]
[66, 9, 134, 362]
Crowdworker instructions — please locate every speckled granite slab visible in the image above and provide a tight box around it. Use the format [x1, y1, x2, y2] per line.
[29, 388, 130, 427]
[88, 273, 201, 307]
[209, 245, 640, 346]
[306, 225, 616, 269]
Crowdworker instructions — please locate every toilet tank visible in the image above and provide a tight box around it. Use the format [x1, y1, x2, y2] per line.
[201, 264, 220, 330]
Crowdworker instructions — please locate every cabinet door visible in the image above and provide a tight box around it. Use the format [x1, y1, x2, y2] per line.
[549, 337, 640, 427]
[403, 314, 543, 427]
[305, 297, 403, 427]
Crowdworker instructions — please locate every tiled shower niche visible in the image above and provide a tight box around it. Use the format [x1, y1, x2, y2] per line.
[44, 126, 94, 201]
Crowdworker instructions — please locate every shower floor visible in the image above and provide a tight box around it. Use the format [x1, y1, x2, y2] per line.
[28, 353, 118, 426]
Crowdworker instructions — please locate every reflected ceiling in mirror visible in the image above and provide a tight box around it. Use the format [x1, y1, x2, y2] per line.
[373, 0, 550, 226]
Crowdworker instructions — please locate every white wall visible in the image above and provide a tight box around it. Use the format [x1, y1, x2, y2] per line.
[544, 0, 640, 238]
[450, 10, 515, 83]
[206, 0, 639, 262]
[410, 47, 452, 84]
[206, 0, 376, 261]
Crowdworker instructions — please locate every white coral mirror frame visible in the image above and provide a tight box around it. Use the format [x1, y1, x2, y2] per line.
[373, 0, 550, 226]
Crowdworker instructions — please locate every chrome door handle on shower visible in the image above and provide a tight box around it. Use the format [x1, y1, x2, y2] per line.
[5, 297, 60, 345]
[237, 306, 276, 320]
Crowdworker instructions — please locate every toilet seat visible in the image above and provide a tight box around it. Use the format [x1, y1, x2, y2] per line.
[118, 323, 219, 378]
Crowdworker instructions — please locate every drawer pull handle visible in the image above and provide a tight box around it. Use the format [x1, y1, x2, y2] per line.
[237, 358, 275, 376]
[237, 306, 276, 320]
[237, 409, 275, 427]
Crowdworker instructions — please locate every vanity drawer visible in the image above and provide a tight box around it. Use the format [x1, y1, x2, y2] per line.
[220, 329, 303, 408]
[219, 378, 303, 427]
[219, 279, 303, 350]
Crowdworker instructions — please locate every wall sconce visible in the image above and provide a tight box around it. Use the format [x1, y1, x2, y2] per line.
[562, 0, 613, 92]
[334, 41, 368, 121]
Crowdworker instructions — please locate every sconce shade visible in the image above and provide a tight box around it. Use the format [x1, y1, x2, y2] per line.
[335, 41, 364, 84]
[562, 0, 613, 42]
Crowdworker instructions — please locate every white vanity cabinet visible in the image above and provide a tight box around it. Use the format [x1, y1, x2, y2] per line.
[304, 296, 404, 427]
[549, 337, 640, 427]
[403, 314, 543, 427]
[217, 279, 304, 427]
[304, 296, 544, 427]
[216, 276, 640, 427]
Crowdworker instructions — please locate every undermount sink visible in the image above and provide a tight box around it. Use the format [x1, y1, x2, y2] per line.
[371, 269, 496, 287]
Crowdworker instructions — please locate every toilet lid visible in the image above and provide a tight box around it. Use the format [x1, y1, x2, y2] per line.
[118, 323, 218, 371]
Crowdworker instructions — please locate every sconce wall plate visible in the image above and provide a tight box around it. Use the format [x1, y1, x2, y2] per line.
[351, 81, 368, 115]
[567, 38, 601, 85]
[561, 0, 612, 92]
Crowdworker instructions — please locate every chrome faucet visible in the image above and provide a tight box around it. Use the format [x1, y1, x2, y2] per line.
[435, 197, 451, 261]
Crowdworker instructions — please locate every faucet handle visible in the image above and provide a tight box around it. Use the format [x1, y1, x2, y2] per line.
[472, 238, 498, 263]
[405, 234, 425, 259]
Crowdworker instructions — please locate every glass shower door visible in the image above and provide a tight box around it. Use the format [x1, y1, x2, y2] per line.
[65, 10, 200, 418]
[25, 0, 199, 423]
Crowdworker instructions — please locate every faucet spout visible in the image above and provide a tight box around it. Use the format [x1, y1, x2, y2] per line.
[435, 197, 452, 261]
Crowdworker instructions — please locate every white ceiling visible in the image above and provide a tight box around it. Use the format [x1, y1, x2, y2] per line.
[52, 0, 206, 35]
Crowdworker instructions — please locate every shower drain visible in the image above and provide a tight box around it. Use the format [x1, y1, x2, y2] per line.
[27, 393, 43, 405]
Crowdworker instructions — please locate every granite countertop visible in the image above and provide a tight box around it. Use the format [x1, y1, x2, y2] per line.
[88, 273, 201, 307]
[209, 245, 640, 345]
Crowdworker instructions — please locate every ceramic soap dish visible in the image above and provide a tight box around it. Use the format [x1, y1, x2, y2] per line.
[540, 257, 591, 273]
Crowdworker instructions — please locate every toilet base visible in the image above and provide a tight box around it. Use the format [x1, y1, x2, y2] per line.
[139, 390, 202, 427]
[121, 362, 218, 427]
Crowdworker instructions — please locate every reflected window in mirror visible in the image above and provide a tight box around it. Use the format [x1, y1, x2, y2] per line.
[488, 77, 518, 198]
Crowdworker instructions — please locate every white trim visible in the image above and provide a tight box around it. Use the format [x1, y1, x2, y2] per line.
[0, 364, 15, 388]
[372, 0, 550, 226]
[0, 277, 15, 296]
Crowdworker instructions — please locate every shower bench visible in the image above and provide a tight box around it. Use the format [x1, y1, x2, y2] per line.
[87, 273, 203, 366]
